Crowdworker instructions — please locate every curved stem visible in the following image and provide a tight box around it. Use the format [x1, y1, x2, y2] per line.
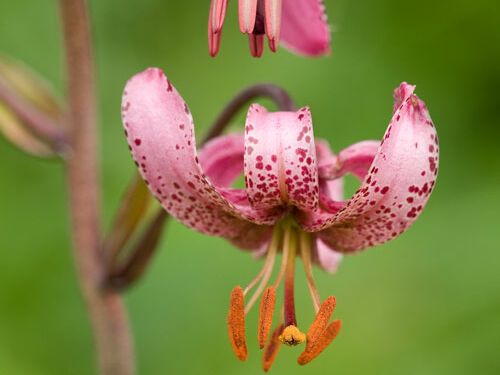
[201, 83, 297, 144]
[60, 1, 134, 374]
[107, 83, 297, 290]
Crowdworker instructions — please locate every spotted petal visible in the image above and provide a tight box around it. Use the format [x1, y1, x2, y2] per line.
[198, 132, 288, 224]
[122, 68, 282, 239]
[302, 83, 439, 253]
[280, 0, 330, 56]
[198, 133, 245, 188]
[244, 104, 319, 212]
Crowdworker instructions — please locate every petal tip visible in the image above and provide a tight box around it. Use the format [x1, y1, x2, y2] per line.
[393, 82, 416, 113]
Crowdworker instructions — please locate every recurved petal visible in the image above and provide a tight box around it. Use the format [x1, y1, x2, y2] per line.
[244, 104, 319, 212]
[312, 238, 343, 274]
[280, 0, 330, 56]
[319, 140, 380, 180]
[199, 133, 288, 226]
[122, 68, 277, 238]
[199, 133, 245, 188]
[317, 83, 439, 252]
[295, 140, 344, 230]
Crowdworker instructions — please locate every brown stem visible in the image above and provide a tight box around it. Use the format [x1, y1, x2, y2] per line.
[0, 76, 68, 153]
[59, 1, 134, 374]
[106, 83, 297, 290]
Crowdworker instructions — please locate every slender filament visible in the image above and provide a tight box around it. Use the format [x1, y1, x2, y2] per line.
[273, 220, 292, 289]
[299, 231, 321, 313]
[243, 226, 282, 296]
[244, 227, 280, 315]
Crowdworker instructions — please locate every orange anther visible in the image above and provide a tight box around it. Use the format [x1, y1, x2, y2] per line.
[262, 324, 284, 372]
[227, 286, 248, 361]
[298, 319, 342, 365]
[305, 296, 336, 352]
[258, 286, 276, 349]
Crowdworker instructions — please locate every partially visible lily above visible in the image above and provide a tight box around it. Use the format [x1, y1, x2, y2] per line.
[209, 0, 331, 57]
[121, 68, 439, 370]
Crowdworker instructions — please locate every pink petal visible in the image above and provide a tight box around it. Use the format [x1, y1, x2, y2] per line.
[280, 0, 331, 56]
[230, 225, 273, 251]
[198, 133, 288, 225]
[239, 0, 258, 33]
[319, 140, 380, 180]
[315, 83, 439, 252]
[122, 68, 282, 238]
[198, 133, 245, 188]
[244, 104, 319, 212]
[296, 139, 344, 229]
[312, 237, 343, 274]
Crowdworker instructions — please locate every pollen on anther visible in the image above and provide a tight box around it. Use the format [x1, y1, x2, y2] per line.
[298, 320, 342, 366]
[262, 324, 284, 372]
[227, 286, 248, 361]
[258, 287, 276, 349]
[306, 296, 336, 352]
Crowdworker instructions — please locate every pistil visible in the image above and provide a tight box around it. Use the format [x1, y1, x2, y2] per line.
[283, 228, 297, 328]
[279, 226, 306, 346]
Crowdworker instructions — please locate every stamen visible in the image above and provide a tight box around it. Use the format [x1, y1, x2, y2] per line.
[298, 320, 342, 366]
[262, 324, 284, 372]
[273, 220, 291, 289]
[244, 227, 280, 314]
[243, 226, 282, 296]
[280, 226, 307, 346]
[305, 296, 336, 352]
[258, 286, 276, 349]
[299, 231, 321, 313]
[227, 286, 248, 361]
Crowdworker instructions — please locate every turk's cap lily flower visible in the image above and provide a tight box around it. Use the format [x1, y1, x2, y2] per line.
[121, 68, 439, 369]
[208, 0, 331, 57]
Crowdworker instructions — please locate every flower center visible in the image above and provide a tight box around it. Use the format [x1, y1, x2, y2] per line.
[226, 220, 342, 371]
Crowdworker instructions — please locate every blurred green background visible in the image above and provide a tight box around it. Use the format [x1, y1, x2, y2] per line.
[1, 0, 499, 374]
